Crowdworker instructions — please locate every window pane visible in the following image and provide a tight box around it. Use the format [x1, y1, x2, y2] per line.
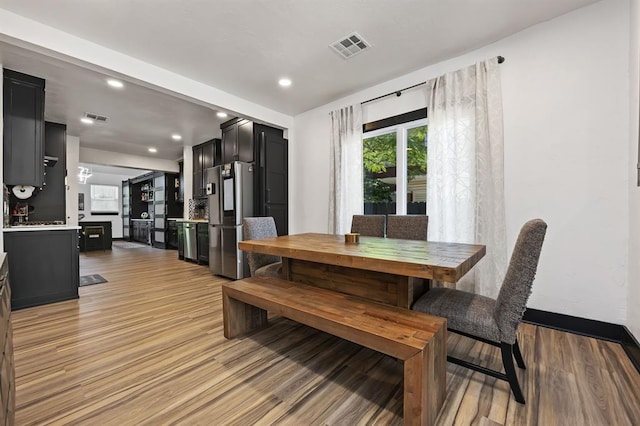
[406, 126, 427, 214]
[90, 184, 119, 213]
[363, 132, 396, 215]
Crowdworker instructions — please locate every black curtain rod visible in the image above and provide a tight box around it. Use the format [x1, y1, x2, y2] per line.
[361, 55, 505, 105]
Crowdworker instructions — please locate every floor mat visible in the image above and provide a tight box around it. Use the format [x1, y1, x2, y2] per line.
[80, 274, 108, 286]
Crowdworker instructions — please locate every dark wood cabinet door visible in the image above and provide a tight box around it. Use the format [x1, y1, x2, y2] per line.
[259, 131, 288, 235]
[196, 223, 209, 264]
[202, 140, 215, 170]
[3, 70, 45, 187]
[222, 124, 237, 164]
[237, 120, 254, 163]
[192, 145, 203, 198]
[5, 230, 79, 310]
[28, 122, 66, 222]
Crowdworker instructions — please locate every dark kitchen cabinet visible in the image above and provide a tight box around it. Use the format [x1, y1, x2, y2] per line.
[255, 124, 289, 235]
[219, 119, 289, 236]
[197, 222, 209, 264]
[3, 69, 45, 187]
[122, 181, 131, 239]
[4, 229, 79, 310]
[193, 139, 221, 198]
[0, 254, 15, 426]
[123, 171, 180, 248]
[26, 122, 66, 222]
[132, 220, 152, 245]
[177, 222, 184, 259]
[222, 118, 253, 163]
[178, 160, 184, 203]
[152, 172, 181, 249]
[124, 173, 153, 241]
[167, 220, 179, 250]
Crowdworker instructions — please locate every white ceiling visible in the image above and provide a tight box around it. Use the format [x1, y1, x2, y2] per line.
[0, 0, 600, 162]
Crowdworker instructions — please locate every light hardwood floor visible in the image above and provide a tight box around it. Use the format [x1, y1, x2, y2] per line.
[11, 245, 640, 425]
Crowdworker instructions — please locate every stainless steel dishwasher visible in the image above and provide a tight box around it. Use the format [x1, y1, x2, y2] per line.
[183, 222, 197, 261]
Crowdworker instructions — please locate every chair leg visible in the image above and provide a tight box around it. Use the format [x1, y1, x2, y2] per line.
[513, 338, 526, 369]
[500, 342, 525, 404]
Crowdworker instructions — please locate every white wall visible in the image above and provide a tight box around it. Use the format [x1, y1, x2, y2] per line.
[0, 8, 292, 131]
[65, 135, 80, 227]
[628, 0, 640, 340]
[80, 147, 179, 173]
[77, 169, 143, 238]
[293, 0, 631, 326]
[182, 146, 193, 219]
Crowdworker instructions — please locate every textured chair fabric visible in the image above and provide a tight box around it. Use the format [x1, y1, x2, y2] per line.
[243, 217, 282, 278]
[413, 219, 547, 343]
[412, 219, 547, 404]
[414, 288, 500, 341]
[386, 215, 428, 240]
[350, 215, 385, 237]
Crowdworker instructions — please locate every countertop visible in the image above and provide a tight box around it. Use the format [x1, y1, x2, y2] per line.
[168, 218, 208, 223]
[3, 225, 81, 232]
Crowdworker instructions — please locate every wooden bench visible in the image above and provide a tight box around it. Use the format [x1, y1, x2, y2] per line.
[222, 276, 447, 426]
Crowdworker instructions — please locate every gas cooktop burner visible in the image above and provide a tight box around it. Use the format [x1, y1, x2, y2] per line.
[12, 220, 65, 226]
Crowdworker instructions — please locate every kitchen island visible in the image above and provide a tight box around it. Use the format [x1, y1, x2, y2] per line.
[3, 225, 80, 310]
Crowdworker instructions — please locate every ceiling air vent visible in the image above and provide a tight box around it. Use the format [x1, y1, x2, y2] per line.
[330, 32, 371, 59]
[84, 112, 108, 123]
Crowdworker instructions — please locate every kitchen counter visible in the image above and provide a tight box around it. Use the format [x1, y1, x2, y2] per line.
[169, 218, 208, 223]
[3, 225, 81, 232]
[4, 227, 79, 309]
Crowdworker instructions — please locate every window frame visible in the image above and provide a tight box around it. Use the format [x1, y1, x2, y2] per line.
[89, 184, 120, 215]
[363, 117, 427, 215]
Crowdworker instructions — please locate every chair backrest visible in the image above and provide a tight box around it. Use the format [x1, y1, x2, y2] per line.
[243, 217, 281, 275]
[494, 219, 547, 343]
[386, 215, 428, 240]
[350, 215, 385, 237]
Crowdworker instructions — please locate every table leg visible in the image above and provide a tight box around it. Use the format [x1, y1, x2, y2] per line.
[222, 289, 268, 339]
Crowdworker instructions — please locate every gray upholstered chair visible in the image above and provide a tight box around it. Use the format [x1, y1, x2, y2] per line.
[386, 215, 428, 240]
[412, 219, 547, 404]
[243, 217, 282, 278]
[350, 215, 385, 237]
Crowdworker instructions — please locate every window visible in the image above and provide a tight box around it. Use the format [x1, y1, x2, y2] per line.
[90, 184, 119, 215]
[363, 118, 427, 215]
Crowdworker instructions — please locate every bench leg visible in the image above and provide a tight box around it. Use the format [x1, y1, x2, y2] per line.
[403, 326, 446, 426]
[222, 291, 268, 339]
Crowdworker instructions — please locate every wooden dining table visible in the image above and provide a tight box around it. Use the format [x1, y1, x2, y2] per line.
[238, 233, 486, 309]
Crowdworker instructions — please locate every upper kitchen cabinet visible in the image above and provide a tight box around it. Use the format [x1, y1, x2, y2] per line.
[219, 119, 288, 235]
[221, 118, 253, 163]
[26, 122, 66, 222]
[192, 138, 221, 198]
[3, 69, 45, 187]
[254, 124, 288, 236]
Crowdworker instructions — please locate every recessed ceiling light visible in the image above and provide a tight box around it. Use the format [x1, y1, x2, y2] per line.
[148, 147, 158, 153]
[278, 78, 292, 87]
[80, 117, 94, 124]
[217, 112, 228, 118]
[107, 79, 124, 89]
[171, 134, 182, 141]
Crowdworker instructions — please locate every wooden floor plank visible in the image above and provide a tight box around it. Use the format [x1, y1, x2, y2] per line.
[8, 246, 640, 425]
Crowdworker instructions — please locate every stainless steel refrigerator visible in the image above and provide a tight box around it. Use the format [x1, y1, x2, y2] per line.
[206, 161, 254, 279]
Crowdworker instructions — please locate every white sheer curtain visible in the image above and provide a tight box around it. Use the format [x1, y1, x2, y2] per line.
[329, 104, 363, 234]
[426, 58, 507, 297]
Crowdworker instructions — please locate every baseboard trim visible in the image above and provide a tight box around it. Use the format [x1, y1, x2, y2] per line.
[523, 308, 640, 374]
